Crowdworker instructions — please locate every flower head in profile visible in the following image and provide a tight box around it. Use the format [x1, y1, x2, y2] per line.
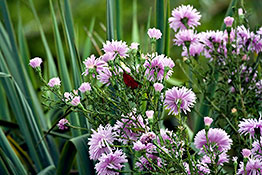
[83, 55, 107, 76]
[169, 5, 201, 32]
[204, 117, 213, 126]
[164, 86, 196, 115]
[242, 149, 251, 158]
[238, 117, 262, 137]
[78, 82, 91, 93]
[154, 83, 164, 92]
[97, 68, 112, 86]
[194, 128, 232, 152]
[29, 57, 42, 68]
[103, 40, 128, 58]
[48, 77, 61, 87]
[57, 118, 69, 130]
[88, 124, 116, 160]
[173, 29, 198, 47]
[252, 137, 262, 158]
[71, 96, 80, 106]
[95, 149, 127, 175]
[224, 16, 234, 27]
[147, 28, 162, 40]
[237, 158, 262, 175]
[130, 42, 139, 50]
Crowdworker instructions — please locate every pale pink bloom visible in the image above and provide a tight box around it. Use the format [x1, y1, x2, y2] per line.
[153, 83, 164, 92]
[130, 42, 139, 50]
[97, 68, 112, 86]
[101, 52, 115, 62]
[147, 28, 162, 40]
[48, 77, 61, 87]
[78, 82, 91, 93]
[173, 29, 198, 46]
[133, 141, 147, 151]
[29, 57, 42, 68]
[242, 149, 251, 158]
[83, 55, 107, 76]
[71, 96, 80, 106]
[63, 92, 73, 102]
[204, 117, 213, 126]
[224, 16, 234, 27]
[238, 158, 262, 175]
[169, 5, 201, 32]
[57, 118, 69, 130]
[146, 110, 154, 119]
[238, 8, 243, 16]
[103, 40, 128, 58]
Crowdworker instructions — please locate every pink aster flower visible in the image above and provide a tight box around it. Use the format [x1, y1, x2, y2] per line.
[136, 153, 163, 171]
[57, 118, 69, 130]
[238, 117, 262, 137]
[252, 137, 262, 158]
[83, 55, 107, 76]
[97, 68, 112, 86]
[164, 86, 196, 115]
[70, 96, 80, 106]
[130, 42, 139, 50]
[147, 28, 162, 40]
[242, 149, 252, 158]
[29, 57, 42, 68]
[78, 82, 91, 93]
[204, 117, 213, 126]
[174, 29, 198, 47]
[48, 77, 61, 87]
[169, 5, 201, 32]
[154, 83, 164, 92]
[88, 124, 116, 160]
[224, 16, 234, 27]
[95, 149, 127, 175]
[201, 152, 229, 166]
[238, 158, 262, 175]
[182, 42, 204, 57]
[146, 110, 154, 119]
[103, 40, 128, 58]
[194, 128, 233, 152]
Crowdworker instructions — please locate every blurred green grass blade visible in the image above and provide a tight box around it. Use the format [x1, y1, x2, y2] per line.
[221, 0, 238, 30]
[132, 0, 139, 42]
[164, 0, 170, 56]
[37, 165, 56, 175]
[156, 0, 165, 54]
[56, 134, 95, 175]
[107, 0, 114, 40]
[0, 147, 22, 175]
[115, 0, 122, 40]
[28, 0, 57, 77]
[0, 128, 27, 175]
[0, 86, 10, 122]
[83, 17, 96, 59]
[50, 0, 71, 91]
[0, 53, 54, 171]
[144, 7, 152, 52]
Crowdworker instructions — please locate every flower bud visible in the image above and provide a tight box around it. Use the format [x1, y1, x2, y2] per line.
[146, 110, 154, 119]
[153, 83, 164, 92]
[224, 16, 234, 27]
[242, 149, 251, 158]
[204, 117, 213, 126]
[29, 57, 42, 68]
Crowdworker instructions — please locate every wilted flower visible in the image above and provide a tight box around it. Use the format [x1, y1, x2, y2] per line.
[88, 124, 116, 160]
[147, 28, 162, 40]
[48, 77, 61, 87]
[154, 83, 164, 92]
[224, 16, 234, 27]
[78, 82, 91, 93]
[95, 149, 127, 175]
[164, 86, 196, 115]
[169, 5, 201, 32]
[57, 118, 69, 130]
[103, 40, 128, 58]
[194, 128, 232, 152]
[29, 57, 42, 68]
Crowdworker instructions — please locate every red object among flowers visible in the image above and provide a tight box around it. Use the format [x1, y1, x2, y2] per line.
[123, 71, 140, 89]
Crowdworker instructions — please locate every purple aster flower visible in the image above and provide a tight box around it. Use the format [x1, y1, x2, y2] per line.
[57, 118, 69, 130]
[97, 68, 112, 86]
[164, 86, 196, 115]
[147, 28, 162, 40]
[238, 117, 262, 137]
[238, 158, 262, 175]
[83, 55, 107, 76]
[95, 149, 127, 175]
[103, 40, 128, 58]
[257, 27, 262, 35]
[169, 5, 201, 32]
[194, 128, 232, 152]
[252, 137, 262, 158]
[144, 55, 174, 81]
[48, 77, 61, 87]
[173, 29, 198, 47]
[114, 110, 148, 144]
[88, 124, 116, 160]
[78, 82, 91, 93]
[136, 153, 163, 171]
[29, 57, 43, 68]
[201, 152, 229, 166]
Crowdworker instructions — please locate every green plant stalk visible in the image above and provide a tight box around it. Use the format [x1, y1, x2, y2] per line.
[156, 0, 165, 54]
[115, 0, 122, 40]
[164, 0, 170, 56]
[107, 0, 115, 40]
[132, 0, 139, 42]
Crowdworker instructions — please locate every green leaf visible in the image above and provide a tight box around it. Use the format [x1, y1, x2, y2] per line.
[0, 128, 27, 175]
[164, 0, 170, 56]
[37, 165, 56, 175]
[115, 0, 122, 40]
[83, 17, 96, 59]
[56, 134, 95, 175]
[156, 0, 165, 54]
[132, 0, 139, 42]
[107, 0, 115, 40]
